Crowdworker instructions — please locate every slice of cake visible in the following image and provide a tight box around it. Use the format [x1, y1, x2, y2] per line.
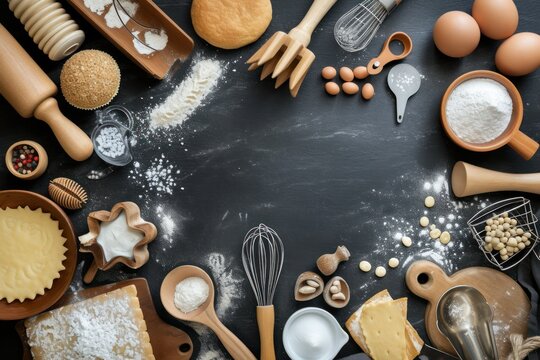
[25, 285, 155, 360]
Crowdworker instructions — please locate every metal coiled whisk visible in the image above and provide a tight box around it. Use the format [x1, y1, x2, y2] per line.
[242, 224, 284, 360]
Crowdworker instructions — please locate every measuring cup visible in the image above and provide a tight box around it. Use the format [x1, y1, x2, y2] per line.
[441, 70, 539, 160]
[367, 32, 413, 75]
[91, 105, 134, 166]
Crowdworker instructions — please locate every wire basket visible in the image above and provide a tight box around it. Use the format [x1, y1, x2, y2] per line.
[468, 197, 539, 271]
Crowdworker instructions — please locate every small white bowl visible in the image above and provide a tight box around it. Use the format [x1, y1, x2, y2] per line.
[283, 307, 349, 360]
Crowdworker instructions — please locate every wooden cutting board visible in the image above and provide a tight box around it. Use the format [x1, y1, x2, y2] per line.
[406, 260, 529, 358]
[17, 278, 193, 360]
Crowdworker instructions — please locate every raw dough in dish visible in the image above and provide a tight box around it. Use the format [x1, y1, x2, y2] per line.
[191, 0, 272, 49]
[0, 206, 67, 303]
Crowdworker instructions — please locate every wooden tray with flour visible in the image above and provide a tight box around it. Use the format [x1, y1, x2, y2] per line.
[406, 260, 529, 358]
[66, 0, 194, 79]
[17, 278, 193, 360]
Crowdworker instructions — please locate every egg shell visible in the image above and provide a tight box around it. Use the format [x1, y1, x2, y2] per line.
[361, 83, 374, 100]
[339, 67, 354, 82]
[342, 82, 359, 95]
[321, 66, 336, 80]
[496, 32, 540, 76]
[325, 82, 340, 96]
[472, 0, 518, 40]
[433, 11, 481, 58]
[353, 66, 368, 80]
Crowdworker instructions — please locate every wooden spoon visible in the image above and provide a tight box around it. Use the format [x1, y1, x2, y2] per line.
[160, 265, 256, 360]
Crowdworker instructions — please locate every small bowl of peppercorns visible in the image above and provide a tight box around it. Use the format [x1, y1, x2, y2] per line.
[5, 140, 48, 180]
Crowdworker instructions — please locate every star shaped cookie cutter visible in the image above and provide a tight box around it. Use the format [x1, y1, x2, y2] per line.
[79, 201, 157, 283]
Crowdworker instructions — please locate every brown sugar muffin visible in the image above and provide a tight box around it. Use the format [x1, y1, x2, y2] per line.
[60, 50, 121, 110]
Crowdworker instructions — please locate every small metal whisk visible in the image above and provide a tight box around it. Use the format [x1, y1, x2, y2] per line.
[334, 0, 401, 52]
[242, 224, 284, 360]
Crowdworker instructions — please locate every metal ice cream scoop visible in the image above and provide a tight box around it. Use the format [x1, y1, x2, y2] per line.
[387, 63, 421, 124]
[436, 286, 498, 360]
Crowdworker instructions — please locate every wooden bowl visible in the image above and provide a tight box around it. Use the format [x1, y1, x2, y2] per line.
[5, 140, 48, 180]
[0, 190, 77, 320]
[441, 70, 539, 160]
[79, 202, 157, 283]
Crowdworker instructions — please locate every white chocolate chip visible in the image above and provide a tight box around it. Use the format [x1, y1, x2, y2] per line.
[440, 231, 451, 244]
[375, 266, 386, 278]
[424, 196, 435, 208]
[388, 258, 399, 268]
[420, 216, 430, 227]
[430, 228, 442, 239]
[359, 261, 372, 272]
[401, 236, 412, 247]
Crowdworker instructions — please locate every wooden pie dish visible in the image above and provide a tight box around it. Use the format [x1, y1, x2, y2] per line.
[79, 201, 157, 283]
[0, 190, 77, 320]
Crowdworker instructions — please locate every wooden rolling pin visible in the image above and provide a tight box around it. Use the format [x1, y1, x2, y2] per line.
[452, 161, 540, 197]
[0, 24, 93, 161]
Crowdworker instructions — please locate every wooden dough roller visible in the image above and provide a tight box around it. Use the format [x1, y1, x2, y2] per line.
[452, 161, 540, 197]
[0, 24, 93, 161]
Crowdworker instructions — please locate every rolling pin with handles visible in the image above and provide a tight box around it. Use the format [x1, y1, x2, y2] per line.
[0, 24, 93, 161]
[452, 161, 540, 197]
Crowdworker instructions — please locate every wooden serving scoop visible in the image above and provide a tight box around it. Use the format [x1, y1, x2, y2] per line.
[247, 0, 338, 97]
[452, 161, 540, 197]
[0, 24, 93, 161]
[161, 265, 256, 360]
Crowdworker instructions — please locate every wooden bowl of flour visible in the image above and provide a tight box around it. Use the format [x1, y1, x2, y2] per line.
[441, 70, 538, 160]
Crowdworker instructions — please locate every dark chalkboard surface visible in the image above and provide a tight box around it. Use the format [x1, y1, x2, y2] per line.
[1, 0, 539, 358]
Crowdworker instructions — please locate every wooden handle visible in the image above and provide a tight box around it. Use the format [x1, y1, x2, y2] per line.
[508, 130, 539, 160]
[83, 260, 99, 284]
[257, 305, 276, 360]
[405, 260, 449, 301]
[289, 0, 338, 46]
[204, 312, 256, 360]
[33, 98, 93, 161]
[368, 32, 413, 75]
[452, 161, 540, 197]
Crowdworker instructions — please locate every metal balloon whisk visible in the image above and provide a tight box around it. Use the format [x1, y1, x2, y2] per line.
[334, 0, 401, 52]
[242, 224, 284, 360]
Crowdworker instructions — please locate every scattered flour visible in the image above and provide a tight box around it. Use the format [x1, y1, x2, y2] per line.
[128, 154, 180, 197]
[104, 0, 138, 28]
[156, 205, 176, 244]
[83, 0, 112, 15]
[132, 30, 168, 55]
[150, 59, 224, 129]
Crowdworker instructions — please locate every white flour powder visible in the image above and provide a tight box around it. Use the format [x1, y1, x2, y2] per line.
[104, 0, 138, 28]
[128, 155, 180, 197]
[150, 59, 223, 129]
[446, 78, 513, 144]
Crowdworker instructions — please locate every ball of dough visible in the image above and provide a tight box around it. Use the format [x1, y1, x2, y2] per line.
[359, 261, 372, 272]
[424, 196, 435, 208]
[388, 258, 399, 268]
[60, 50, 120, 110]
[375, 266, 386, 278]
[191, 0, 272, 49]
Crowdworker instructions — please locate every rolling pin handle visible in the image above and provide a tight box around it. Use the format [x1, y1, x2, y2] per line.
[33, 98, 93, 161]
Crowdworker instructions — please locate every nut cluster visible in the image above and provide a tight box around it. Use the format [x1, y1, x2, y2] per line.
[482, 212, 533, 261]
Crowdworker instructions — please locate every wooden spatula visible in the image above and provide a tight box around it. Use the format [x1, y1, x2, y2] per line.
[247, 0, 337, 97]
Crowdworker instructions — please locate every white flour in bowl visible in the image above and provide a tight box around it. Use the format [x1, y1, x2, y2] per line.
[446, 78, 513, 144]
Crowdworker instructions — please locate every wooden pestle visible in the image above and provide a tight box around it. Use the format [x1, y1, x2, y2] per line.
[0, 24, 93, 161]
[452, 161, 540, 197]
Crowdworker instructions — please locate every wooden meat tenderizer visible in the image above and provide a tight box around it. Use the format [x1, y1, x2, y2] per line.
[0, 24, 93, 161]
[452, 161, 540, 197]
[317, 245, 350, 276]
[247, 0, 338, 97]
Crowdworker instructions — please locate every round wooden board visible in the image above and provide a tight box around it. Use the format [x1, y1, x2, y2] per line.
[0, 190, 77, 320]
[406, 260, 530, 358]
[17, 278, 193, 359]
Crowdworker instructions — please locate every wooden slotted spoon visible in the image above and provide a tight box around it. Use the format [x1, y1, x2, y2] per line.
[247, 0, 338, 97]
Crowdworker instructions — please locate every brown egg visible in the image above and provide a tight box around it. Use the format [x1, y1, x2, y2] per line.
[353, 66, 368, 80]
[342, 82, 359, 95]
[321, 66, 337, 80]
[433, 11, 481, 58]
[496, 32, 540, 76]
[339, 67, 354, 82]
[472, 0, 518, 40]
[325, 82, 340, 96]
[361, 83, 374, 100]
